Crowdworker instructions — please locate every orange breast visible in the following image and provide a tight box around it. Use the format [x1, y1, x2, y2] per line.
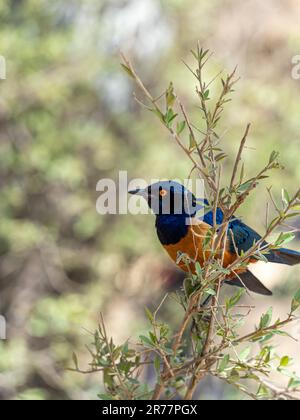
[162, 218, 249, 278]
[163, 220, 210, 272]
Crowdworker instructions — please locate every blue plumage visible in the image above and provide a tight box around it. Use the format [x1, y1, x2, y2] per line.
[156, 214, 189, 245]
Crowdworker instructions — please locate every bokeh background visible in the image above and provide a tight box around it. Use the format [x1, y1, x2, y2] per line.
[0, 0, 300, 400]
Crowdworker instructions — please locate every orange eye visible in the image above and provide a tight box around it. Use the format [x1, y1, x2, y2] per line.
[159, 189, 167, 197]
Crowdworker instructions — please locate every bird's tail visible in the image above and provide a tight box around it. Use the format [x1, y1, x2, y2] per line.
[267, 248, 300, 266]
[225, 270, 272, 296]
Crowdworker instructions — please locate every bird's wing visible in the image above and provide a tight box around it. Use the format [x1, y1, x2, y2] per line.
[203, 208, 270, 258]
[227, 219, 263, 255]
[229, 220, 300, 265]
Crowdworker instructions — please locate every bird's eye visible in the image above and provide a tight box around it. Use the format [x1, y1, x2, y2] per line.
[159, 189, 167, 197]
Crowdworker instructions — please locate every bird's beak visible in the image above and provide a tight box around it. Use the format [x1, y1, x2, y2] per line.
[128, 188, 146, 196]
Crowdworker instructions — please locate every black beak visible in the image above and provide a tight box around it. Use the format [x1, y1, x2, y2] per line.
[128, 188, 143, 195]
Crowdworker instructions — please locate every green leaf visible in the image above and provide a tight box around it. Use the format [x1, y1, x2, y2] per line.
[226, 289, 245, 310]
[166, 82, 176, 107]
[215, 152, 227, 162]
[164, 108, 178, 126]
[291, 288, 300, 313]
[218, 354, 230, 373]
[259, 307, 273, 329]
[145, 307, 154, 323]
[200, 48, 209, 60]
[269, 150, 279, 164]
[272, 330, 295, 341]
[285, 212, 300, 219]
[203, 89, 210, 100]
[282, 189, 290, 207]
[149, 332, 157, 344]
[122, 341, 129, 354]
[190, 49, 198, 60]
[112, 345, 122, 359]
[159, 324, 169, 339]
[176, 120, 186, 135]
[202, 228, 213, 250]
[291, 202, 300, 211]
[288, 377, 300, 389]
[195, 261, 202, 278]
[189, 133, 197, 150]
[103, 368, 114, 387]
[236, 179, 253, 194]
[260, 346, 272, 363]
[256, 384, 269, 399]
[229, 368, 240, 383]
[280, 356, 290, 367]
[239, 347, 251, 362]
[139, 335, 154, 347]
[121, 63, 134, 78]
[255, 332, 274, 343]
[275, 232, 295, 247]
[205, 288, 216, 296]
[154, 355, 161, 374]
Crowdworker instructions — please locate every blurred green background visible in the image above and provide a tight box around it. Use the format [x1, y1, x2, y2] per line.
[0, 0, 300, 400]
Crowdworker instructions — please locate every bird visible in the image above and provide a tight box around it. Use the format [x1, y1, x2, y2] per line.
[129, 180, 300, 296]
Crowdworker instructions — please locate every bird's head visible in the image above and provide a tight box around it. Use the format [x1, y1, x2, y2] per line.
[128, 180, 202, 216]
